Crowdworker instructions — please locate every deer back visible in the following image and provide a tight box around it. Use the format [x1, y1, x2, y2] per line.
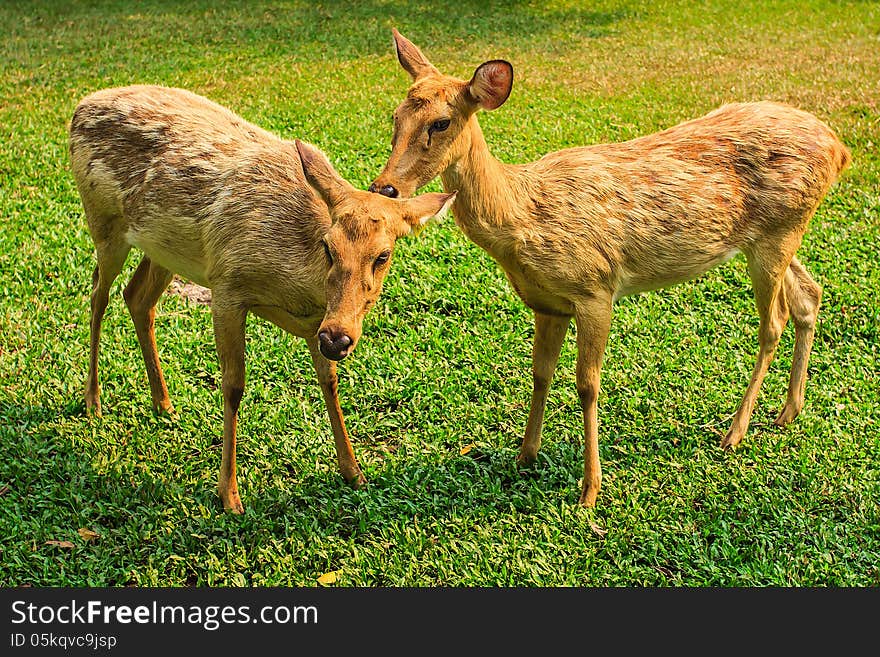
[478, 101, 850, 299]
[69, 85, 329, 311]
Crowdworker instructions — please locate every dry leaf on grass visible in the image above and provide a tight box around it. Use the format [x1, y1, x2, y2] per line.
[77, 528, 99, 542]
[317, 570, 342, 585]
[589, 521, 608, 538]
[44, 540, 75, 549]
[459, 444, 474, 455]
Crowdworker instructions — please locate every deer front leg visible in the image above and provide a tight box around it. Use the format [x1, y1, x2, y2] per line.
[517, 312, 571, 466]
[85, 238, 131, 417]
[574, 295, 612, 507]
[306, 336, 366, 488]
[211, 302, 248, 514]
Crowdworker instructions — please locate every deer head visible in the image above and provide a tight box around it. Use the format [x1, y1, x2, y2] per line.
[369, 28, 513, 199]
[296, 139, 456, 360]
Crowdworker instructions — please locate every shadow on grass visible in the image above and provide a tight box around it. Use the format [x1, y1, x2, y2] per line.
[0, 387, 834, 587]
[248, 440, 584, 528]
[0, 399, 181, 512]
[0, 391, 582, 527]
[1, 390, 740, 536]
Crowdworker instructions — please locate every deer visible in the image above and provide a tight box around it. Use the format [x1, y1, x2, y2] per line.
[369, 30, 851, 507]
[69, 84, 456, 514]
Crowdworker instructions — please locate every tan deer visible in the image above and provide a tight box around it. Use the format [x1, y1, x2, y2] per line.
[69, 84, 456, 513]
[370, 30, 851, 507]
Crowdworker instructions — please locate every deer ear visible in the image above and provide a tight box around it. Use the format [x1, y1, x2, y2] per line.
[392, 28, 439, 81]
[401, 191, 457, 233]
[466, 60, 513, 111]
[295, 139, 354, 208]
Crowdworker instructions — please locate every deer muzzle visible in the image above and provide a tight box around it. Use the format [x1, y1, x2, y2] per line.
[368, 181, 400, 198]
[317, 326, 354, 361]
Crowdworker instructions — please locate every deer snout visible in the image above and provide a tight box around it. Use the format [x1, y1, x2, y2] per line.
[368, 182, 399, 198]
[318, 327, 354, 361]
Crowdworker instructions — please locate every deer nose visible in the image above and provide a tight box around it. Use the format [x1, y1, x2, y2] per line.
[318, 328, 353, 361]
[368, 182, 399, 198]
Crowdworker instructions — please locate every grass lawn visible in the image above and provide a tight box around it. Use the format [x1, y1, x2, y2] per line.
[1, 0, 878, 586]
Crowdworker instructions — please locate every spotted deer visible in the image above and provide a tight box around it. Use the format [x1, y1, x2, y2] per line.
[69, 85, 456, 513]
[370, 30, 851, 507]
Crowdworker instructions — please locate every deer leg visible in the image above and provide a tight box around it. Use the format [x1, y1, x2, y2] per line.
[306, 336, 366, 488]
[517, 312, 571, 465]
[574, 295, 613, 507]
[775, 256, 822, 427]
[211, 302, 248, 514]
[123, 256, 175, 414]
[85, 238, 131, 417]
[722, 246, 793, 448]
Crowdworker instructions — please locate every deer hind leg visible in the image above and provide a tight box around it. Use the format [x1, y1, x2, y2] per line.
[85, 226, 131, 417]
[123, 256, 175, 414]
[306, 336, 366, 488]
[517, 312, 571, 466]
[774, 256, 822, 427]
[722, 242, 796, 449]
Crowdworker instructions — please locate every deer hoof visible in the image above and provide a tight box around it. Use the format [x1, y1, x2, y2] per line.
[223, 499, 244, 515]
[578, 484, 599, 508]
[720, 430, 742, 450]
[773, 404, 800, 427]
[219, 487, 244, 514]
[154, 403, 179, 421]
[85, 388, 102, 417]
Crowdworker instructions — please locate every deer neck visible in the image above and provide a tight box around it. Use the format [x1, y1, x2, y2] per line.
[440, 117, 526, 243]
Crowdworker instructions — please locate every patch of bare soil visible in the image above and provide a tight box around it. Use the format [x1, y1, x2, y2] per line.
[167, 275, 212, 305]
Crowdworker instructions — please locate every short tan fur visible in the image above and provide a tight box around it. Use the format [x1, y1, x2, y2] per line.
[70, 84, 455, 513]
[371, 30, 851, 506]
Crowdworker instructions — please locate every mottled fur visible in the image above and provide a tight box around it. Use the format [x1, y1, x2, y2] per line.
[372, 30, 851, 507]
[70, 84, 454, 513]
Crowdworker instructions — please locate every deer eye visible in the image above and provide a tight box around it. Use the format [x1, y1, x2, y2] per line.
[429, 119, 450, 134]
[374, 251, 391, 268]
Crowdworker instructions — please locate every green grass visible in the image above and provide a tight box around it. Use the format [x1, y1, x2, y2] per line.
[1, 0, 878, 586]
